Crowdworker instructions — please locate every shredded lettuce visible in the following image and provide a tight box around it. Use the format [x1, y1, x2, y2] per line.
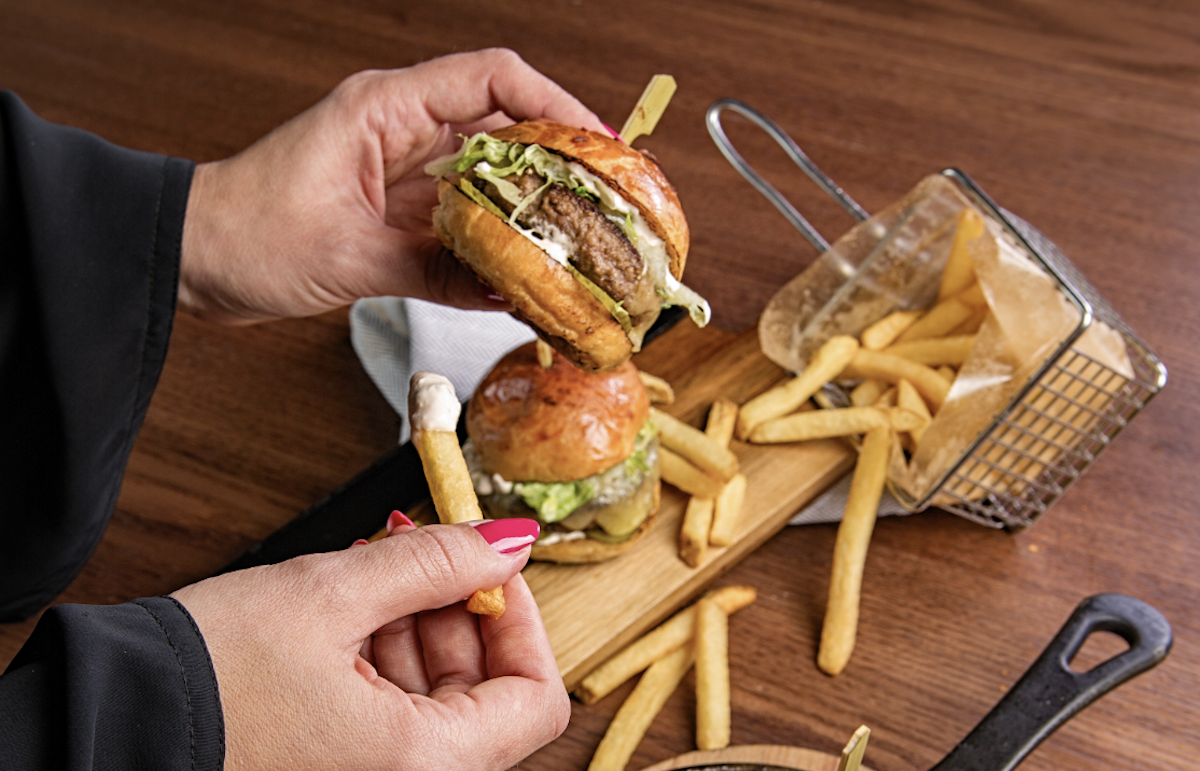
[516, 480, 598, 523]
[565, 264, 633, 335]
[625, 420, 658, 475]
[658, 279, 711, 327]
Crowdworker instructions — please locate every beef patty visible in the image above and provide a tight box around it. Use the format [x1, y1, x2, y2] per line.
[471, 169, 644, 303]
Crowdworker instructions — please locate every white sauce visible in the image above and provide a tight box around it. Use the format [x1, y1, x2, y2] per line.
[536, 530, 588, 545]
[408, 372, 460, 433]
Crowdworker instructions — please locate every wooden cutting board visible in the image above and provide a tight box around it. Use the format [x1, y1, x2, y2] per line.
[641, 744, 873, 771]
[527, 321, 856, 691]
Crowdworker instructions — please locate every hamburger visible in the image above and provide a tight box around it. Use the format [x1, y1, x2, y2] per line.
[426, 119, 710, 372]
[464, 341, 660, 563]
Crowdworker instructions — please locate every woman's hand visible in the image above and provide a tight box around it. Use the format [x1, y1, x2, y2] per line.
[172, 517, 566, 771]
[179, 48, 606, 323]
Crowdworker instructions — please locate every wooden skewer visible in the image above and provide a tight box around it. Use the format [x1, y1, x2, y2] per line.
[836, 725, 871, 771]
[619, 74, 677, 144]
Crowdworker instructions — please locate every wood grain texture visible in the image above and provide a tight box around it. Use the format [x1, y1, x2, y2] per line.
[2, 2, 1198, 771]
[642, 744, 869, 771]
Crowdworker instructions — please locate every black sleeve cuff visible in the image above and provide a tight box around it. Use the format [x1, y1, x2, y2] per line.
[0, 596, 225, 770]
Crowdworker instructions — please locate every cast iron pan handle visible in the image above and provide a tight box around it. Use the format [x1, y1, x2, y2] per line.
[928, 593, 1172, 771]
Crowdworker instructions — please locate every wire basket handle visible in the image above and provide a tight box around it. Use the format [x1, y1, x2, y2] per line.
[705, 98, 869, 272]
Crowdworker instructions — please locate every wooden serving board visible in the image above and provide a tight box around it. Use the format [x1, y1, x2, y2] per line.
[527, 321, 856, 691]
[641, 744, 874, 771]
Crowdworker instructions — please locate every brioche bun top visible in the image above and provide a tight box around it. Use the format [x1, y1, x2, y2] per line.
[488, 119, 689, 279]
[467, 342, 649, 483]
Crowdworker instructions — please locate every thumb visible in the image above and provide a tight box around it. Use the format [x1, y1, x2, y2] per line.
[316, 520, 538, 639]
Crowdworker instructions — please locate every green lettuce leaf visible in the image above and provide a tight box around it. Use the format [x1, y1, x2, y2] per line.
[516, 480, 598, 523]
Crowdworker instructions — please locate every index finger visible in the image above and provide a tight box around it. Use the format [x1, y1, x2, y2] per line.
[412, 48, 605, 132]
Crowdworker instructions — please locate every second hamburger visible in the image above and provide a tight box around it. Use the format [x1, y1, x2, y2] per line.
[464, 341, 660, 563]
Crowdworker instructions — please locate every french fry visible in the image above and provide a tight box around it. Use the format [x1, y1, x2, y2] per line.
[652, 408, 738, 481]
[660, 447, 724, 498]
[849, 379, 888, 407]
[576, 585, 757, 705]
[748, 406, 886, 443]
[896, 378, 933, 451]
[874, 387, 897, 408]
[536, 338, 555, 368]
[884, 334, 978, 367]
[409, 372, 503, 619]
[710, 472, 746, 547]
[704, 400, 742, 548]
[587, 644, 694, 771]
[839, 349, 951, 412]
[704, 399, 739, 446]
[955, 281, 987, 308]
[679, 496, 714, 567]
[737, 335, 860, 439]
[860, 309, 924, 350]
[938, 207, 985, 301]
[948, 305, 989, 336]
[638, 371, 675, 405]
[694, 598, 731, 750]
[895, 296, 974, 343]
[818, 426, 890, 676]
[936, 365, 957, 382]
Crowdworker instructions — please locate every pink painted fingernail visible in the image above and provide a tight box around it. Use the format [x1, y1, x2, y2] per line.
[351, 538, 370, 548]
[387, 510, 415, 534]
[601, 123, 623, 142]
[468, 518, 540, 554]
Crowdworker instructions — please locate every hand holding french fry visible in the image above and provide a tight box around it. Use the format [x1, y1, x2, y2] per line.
[408, 371, 506, 619]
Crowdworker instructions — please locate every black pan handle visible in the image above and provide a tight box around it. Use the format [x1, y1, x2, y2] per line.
[929, 593, 1172, 771]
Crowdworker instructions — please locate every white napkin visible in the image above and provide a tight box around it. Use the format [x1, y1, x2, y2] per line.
[348, 297, 910, 525]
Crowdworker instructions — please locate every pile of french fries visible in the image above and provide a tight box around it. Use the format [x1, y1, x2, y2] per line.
[639, 371, 747, 568]
[730, 208, 991, 675]
[579, 585, 757, 770]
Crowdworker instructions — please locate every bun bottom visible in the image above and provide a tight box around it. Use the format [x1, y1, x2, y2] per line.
[432, 180, 633, 372]
[529, 479, 661, 564]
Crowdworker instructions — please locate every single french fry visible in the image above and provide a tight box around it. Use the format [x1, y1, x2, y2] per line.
[849, 379, 888, 407]
[737, 335, 860, 439]
[885, 334, 978, 367]
[576, 585, 757, 705]
[874, 387, 897, 408]
[860, 309, 924, 350]
[704, 399, 739, 447]
[413, 429, 483, 524]
[818, 427, 891, 676]
[710, 472, 746, 547]
[587, 643, 694, 771]
[679, 496, 714, 567]
[695, 598, 731, 750]
[839, 349, 951, 412]
[748, 406, 890, 444]
[896, 296, 974, 343]
[896, 378, 933, 448]
[660, 447, 724, 498]
[653, 408, 738, 482]
[937, 365, 957, 381]
[536, 338, 555, 368]
[409, 372, 501, 618]
[638, 371, 675, 405]
[938, 208, 985, 301]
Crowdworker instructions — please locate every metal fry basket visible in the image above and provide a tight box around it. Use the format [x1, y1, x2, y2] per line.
[706, 99, 1167, 531]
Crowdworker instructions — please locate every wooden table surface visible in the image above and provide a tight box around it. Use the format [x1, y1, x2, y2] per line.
[3, 2, 1198, 769]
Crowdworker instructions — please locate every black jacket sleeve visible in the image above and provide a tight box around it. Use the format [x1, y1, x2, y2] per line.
[0, 91, 188, 621]
[0, 93, 225, 769]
